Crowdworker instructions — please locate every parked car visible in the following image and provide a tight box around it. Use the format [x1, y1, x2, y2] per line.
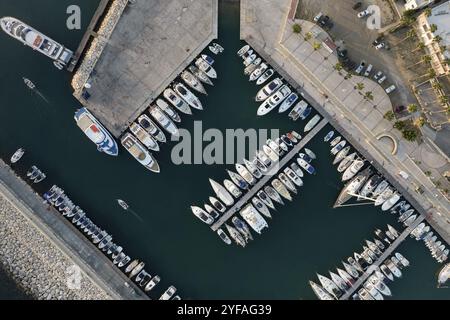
[364, 64, 373, 77]
[355, 61, 366, 74]
[353, 2, 363, 10]
[385, 85, 397, 94]
[375, 42, 386, 50]
[372, 36, 384, 46]
[374, 71, 383, 81]
[314, 12, 324, 22]
[357, 9, 372, 18]
[337, 48, 348, 58]
[378, 75, 387, 84]
[319, 15, 334, 29]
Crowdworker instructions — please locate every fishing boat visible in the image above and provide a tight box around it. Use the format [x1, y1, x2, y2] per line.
[217, 228, 232, 245]
[224, 179, 242, 199]
[209, 42, 224, 54]
[239, 204, 268, 234]
[201, 54, 215, 65]
[204, 204, 220, 219]
[249, 63, 268, 81]
[333, 168, 371, 207]
[237, 44, 250, 56]
[331, 140, 347, 156]
[225, 224, 246, 247]
[256, 69, 274, 85]
[129, 123, 160, 152]
[290, 163, 304, 178]
[279, 173, 297, 194]
[195, 57, 217, 78]
[278, 92, 298, 113]
[10, 148, 25, 163]
[317, 274, 341, 298]
[209, 179, 234, 206]
[191, 206, 214, 225]
[342, 159, 364, 181]
[333, 146, 351, 165]
[137, 114, 166, 143]
[209, 196, 226, 213]
[236, 164, 257, 185]
[330, 271, 349, 291]
[297, 158, 316, 175]
[232, 216, 253, 241]
[181, 70, 207, 95]
[163, 88, 192, 115]
[174, 83, 203, 110]
[257, 85, 292, 116]
[227, 170, 249, 190]
[304, 115, 321, 132]
[309, 281, 334, 300]
[271, 179, 292, 201]
[264, 186, 284, 205]
[257, 190, 275, 210]
[148, 105, 179, 137]
[243, 159, 262, 178]
[263, 145, 279, 162]
[330, 136, 341, 147]
[359, 175, 382, 199]
[74, 108, 118, 156]
[121, 133, 160, 173]
[374, 187, 394, 206]
[255, 78, 283, 101]
[156, 99, 181, 123]
[284, 167, 303, 187]
[337, 152, 356, 173]
[252, 197, 272, 219]
[188, 65, 214, 86]
[324, 131, 334, 142]
[1, 17, 73, 70]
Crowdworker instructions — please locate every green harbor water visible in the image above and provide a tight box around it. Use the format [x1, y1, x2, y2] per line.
[0, 1, 448, 300]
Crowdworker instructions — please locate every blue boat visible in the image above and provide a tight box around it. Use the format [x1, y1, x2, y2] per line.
[298, 152, 312, 163]
[74, 108, 119, 156]
[300, 106, 312, 120]
[201, 54, 215, 65]
[324, 130, 335, 142]
[297, 158, 316, 175]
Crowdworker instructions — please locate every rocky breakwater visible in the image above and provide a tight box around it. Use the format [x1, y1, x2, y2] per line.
[0, 195, 111, 300]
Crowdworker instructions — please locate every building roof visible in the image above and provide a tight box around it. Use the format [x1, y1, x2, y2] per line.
[427, 1, 450, 48]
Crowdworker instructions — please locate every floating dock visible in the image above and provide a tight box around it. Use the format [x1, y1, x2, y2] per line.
[211, 118, 329, 232]
[339, 215, 425, 300]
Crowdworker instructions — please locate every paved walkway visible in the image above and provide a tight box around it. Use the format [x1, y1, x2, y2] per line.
[0, 160, 149, 300]
[240, 0, 450, 244]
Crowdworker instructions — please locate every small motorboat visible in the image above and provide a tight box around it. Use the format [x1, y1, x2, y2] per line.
[209, 196, 226, 213]
[181, 70, 208, 95]
[331, 140, 347, 156]
[255, 78, 283, 102]
[263, 145, 279, 162]
[148, 105, 179, 137]
[243, 158, 262, 178]
[243, 53, 257, 67]
[271, 179, 292, 201]
[256, 150, 272, 168]
[174, 83, 203, 110]
[337, 152, 357, 173]
[290, 163, 304, 178]
[374, 187, 394, 206]
[201, 54, 215, 66]
[191, 206, 214, 225]
[137, 114, 166, 143]
[342, 159, 364, 181]
[395, 252, 410, 268]
[257, 85, 292, 116]
[252, 197, 272, 219]
[279, 173, 297, 194]
[381, 193, 400, 211]
[333, 146, 351, 165]
[380, 264, 394, 281]
[209, 42, 224, 55]
[284, 167, 303, 187]
[264, 186, 284, 205]
[330, 136, 341, 147]
[188, 65, 214, 86]
[249, 63, 268, 81]
[224, 179, 242, 199]
[244, 57, 261, 75]
[257, 190, 275, 210]
[10, 148, 25, 164]
[256, 68, 274, 85]
[204, 203, 221, 219]
[278, 92, 298, 113]
[145, 275, 161, 292]
[195, 57, 217, 78]
[227, 170, 249, 190]
[304, 114, 321, 132]
[117, 199, 129, 210]
[304, 148, 316, 160]
[398, 209, 414, 223]
[232, 216, 253, 242]
[217, 228, 232, 245]
[225, 224, 246, 248]
[309, 281, 334, 300]
[129, 122, 160, 152]
[329, 271, 349, 291]
[297, 158, 315, 174]
[317, 273, 342, 298]
[236, 164, 257, 185]
[324, 131, 334, 142]
[209, 178, 234, 206]
[299, 152, 312, 163]
[237, 44, 250, 57]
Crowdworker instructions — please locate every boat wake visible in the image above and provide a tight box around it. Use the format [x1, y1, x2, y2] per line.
[23, 77, 50, 104]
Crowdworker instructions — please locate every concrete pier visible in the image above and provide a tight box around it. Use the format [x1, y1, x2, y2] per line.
[211, 118, 329, 232]
[0, 159, 148, 300]
[340, 215, 425, 300]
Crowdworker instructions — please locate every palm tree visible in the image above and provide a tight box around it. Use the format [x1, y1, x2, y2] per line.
[344, 72, 353, 80]
[397, 29, 416, 45]
[424, 8, 432, 17]
[313, 42, 322, 51]
[407, 55, 431, 69]
[415, 68, 436, 85]
[432, 81, 443, 91]
[355, 82, 365, 91]
[412, 42, 425, 53]
[433, 35, 443, 44]
[407, 104, 419, 113]
[292, 23, 302, 34]
[430, 24, 438, 33]
[304, 32, 312, 41]
[333, 63, 343, 72]
[364, 91, 374, 101]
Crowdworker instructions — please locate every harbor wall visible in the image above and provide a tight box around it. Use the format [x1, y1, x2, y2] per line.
[0, 159, 148, 300]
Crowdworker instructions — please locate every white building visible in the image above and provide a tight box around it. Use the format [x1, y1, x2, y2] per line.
[405, 0, 434, 10]
[417, 1, 450, 75]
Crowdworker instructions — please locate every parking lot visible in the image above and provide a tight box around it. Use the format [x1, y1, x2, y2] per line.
[296, 0, 416, 110]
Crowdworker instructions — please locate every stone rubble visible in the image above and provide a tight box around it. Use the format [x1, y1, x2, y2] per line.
[0, 195, 111, 300]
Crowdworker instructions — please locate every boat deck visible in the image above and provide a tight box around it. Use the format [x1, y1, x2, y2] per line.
[339, 215, 425, 300]
[211, 118, 329, 232]
[72, 0, 218, 138]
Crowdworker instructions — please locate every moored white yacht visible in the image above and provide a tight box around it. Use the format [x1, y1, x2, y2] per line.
[174, 83, 203, 110]
[181, 70, 207, 95]
[256, 78, 283, 102]
[209, 179, 234, 206]
[163, 88, 192, 115]
[129, 122, 159, 152]
[148, 105, 179, 137]
[239, 204, 268, 234]
[191, 206, 214, 225]
[257, 85, 291, 116]
[121, 133, 160, 173]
